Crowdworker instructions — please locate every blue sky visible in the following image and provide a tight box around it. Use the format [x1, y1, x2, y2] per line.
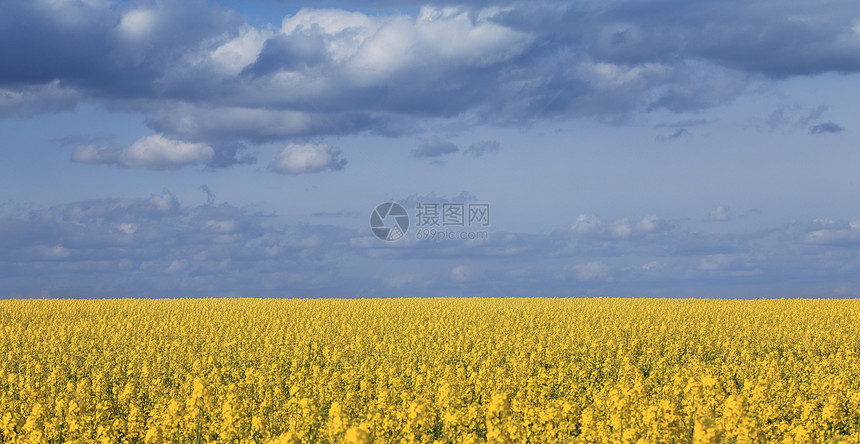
[1, 0, 859, 298]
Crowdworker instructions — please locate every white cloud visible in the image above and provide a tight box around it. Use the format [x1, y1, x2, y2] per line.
[611, 219, 632, 238]
[706, 206, 732, 222]
[348, 17, 417, 85]
[147, 106, 326, 142]
[209, 26, 273, 75]
[118, 9, 157, 40]
[571, 214, 602, 234]
[277, 6, 533, 86]
[385, 272, 417, 288]
[414, 6, 532, 66]
[450, 265, 473, 282]
[118, 223, 138, 235]
[165, 259, 189, 274]
[636, 215, 660, 233]
[590, 62, 669, 89]
[699, 254, 739, 271]
[0, 81, 78, 117]
[203, 220, 239, 234]
[641, 261, 660, 271]
[72, 135, 214, 170]
[282, 8, 375, 38]
[146, 192, 179, 213]
[806, 221, 860, 245]
[569, 214, 670, 239]
[45, 245, 71, 259]
[71, 144, 119, 165]
[272, 142, 346, 175]
[119, 135, 214, 170]
[574, 261, 609, 281]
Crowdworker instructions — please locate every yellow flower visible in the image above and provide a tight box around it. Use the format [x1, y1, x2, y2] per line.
[0, 298, 858, 442]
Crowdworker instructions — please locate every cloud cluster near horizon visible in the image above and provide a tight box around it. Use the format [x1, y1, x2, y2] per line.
[2, 192, 860, 298]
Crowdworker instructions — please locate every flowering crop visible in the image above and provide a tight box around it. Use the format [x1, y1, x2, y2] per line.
[1, 298, 859, 443]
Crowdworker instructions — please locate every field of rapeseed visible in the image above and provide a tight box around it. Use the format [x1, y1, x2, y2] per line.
[0, 298, 859, 443]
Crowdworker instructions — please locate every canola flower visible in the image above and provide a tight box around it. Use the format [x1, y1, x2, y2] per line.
[0, 298, 859, 443]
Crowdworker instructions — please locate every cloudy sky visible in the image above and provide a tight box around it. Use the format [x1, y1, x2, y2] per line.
[1, 0, 859, 298]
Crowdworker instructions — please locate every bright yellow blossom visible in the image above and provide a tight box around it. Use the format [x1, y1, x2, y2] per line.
[0, 298, 858, 442]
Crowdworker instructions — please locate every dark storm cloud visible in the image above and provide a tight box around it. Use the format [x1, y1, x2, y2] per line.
[241, 31, 330, 77]
[205, 142, 258, 168]
[592, 0, 860, 77]
[2, 0, 860, 151]
[0, 0, 241, 94]
[809, 122, 845, 135]
[410, 137, 459, 158]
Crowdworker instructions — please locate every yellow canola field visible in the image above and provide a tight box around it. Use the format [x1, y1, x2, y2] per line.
[1, 298, 859, 443]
